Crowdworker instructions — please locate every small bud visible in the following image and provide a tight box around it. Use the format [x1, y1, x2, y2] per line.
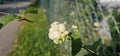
[72, 25, 78, 29]
[94, 22, 99, 27]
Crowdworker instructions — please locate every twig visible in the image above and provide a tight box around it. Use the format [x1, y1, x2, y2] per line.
[0, 12, 10, 15]
[82, 46, 98, 56]
[19, 18, 48, 29]
[0, 11, 48, 29]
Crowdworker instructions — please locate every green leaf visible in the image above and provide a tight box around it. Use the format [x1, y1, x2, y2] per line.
[70, 32, 82, 56]
[84, 45, 94, 51]
[72, 38, 82, 56]
[0, 14, 20, 29]
[69, 32, 82, 56]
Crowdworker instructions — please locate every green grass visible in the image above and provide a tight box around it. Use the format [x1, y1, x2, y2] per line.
[8, 8, 58, 56]
[0, 14, 20, 29]
[0, 3, 69, 56]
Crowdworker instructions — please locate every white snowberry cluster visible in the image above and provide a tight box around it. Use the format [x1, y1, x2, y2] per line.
[48, 21, 69, 44]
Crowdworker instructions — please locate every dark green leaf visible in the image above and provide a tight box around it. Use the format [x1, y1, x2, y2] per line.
[72, 38, 82, 56]
[69, 31, 82, 56]
[84, 45, 94, 51]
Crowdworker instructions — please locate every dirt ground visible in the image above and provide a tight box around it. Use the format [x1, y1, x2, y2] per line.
[0, 19, 21, 56]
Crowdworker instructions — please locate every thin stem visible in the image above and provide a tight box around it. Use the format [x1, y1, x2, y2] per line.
[19, 18, 48, 29]
[0, 12, 10, 15]
[82, 46, 98, 56]
[0, 11, 48, 29]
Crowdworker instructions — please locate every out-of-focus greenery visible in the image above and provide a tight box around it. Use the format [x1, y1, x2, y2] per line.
[48, 0, 120, 56]
[0, 0, 119, 56]
[7, 8, 60, 56]
[0, 0, 67, 56]
[110, 10, 120, 44]
[0, 14, 20, 29]
[0, 23, 3, 29]
[0, 0, 59, 56]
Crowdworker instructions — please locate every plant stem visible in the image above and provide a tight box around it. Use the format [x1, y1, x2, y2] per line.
[82, 46, 98, 56]
[19, 18, 48, 29]
[0, 12, 9, 15]
[0, 11, 48, 29]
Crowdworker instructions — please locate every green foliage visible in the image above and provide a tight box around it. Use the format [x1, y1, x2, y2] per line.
[48, 0, 120, 56]
[0, 23, 3, 29]
[84, 39, 101, 53]
[19, 8, 38, 15]
[8, 8, 59, 56]
[69, 31, 82, 56]
[106, 9, 120, 56]
[110, 10, 120, 43]
[0, 0, 119, 56]
[72, 38, 82, 56]
[25, 8, 38, 14]
[0, 0, 60, 56]
[0, 14, 20, 29]
[19, 9, 26, 15]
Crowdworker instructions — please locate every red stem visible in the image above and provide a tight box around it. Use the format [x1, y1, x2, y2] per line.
[0, 12, 10, 15]
[0, 11, 48, 29]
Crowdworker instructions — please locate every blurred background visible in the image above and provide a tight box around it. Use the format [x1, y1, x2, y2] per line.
[0, 0, 30, 17]
[0, 0, 120, 56]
